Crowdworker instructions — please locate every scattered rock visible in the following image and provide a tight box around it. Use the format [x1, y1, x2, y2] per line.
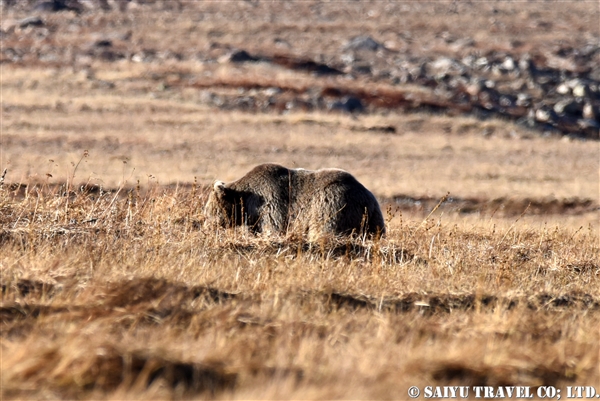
[93, 39, 113, 48]
[501, 57, 515, 71]
[34, 0, 82, 13]
[583, 102, 599, 120]
[535, 107, 556, 122]
[4, 4, 598, 140]
[343, 35, 383, 52]
[556, 83, 570, 95]
[553, 99, 582, 116]
[578, 118, 600, 129]
[271, 55, 344, 76]
[516, 93, 531, 107]
[352, 64, 372, 75]
[331, 97, 364, 114]
[18, 16, 45, 28]
[366, 125, 396, 134]
[226, 49, 259, 63]
[273, 38, 291, 49]
[572, 84, 588, 98]
[97, 0, 111, 11]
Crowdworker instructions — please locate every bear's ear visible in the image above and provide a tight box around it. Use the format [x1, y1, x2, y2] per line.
[213, 180, 229, 199]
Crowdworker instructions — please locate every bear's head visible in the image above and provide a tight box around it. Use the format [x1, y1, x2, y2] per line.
[203, 181, 259, 230]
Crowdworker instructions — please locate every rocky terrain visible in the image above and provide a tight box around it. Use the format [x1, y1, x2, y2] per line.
[2, 0, 599, 138]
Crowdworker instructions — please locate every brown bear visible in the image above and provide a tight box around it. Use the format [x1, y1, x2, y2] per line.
[204, 163, 385, 239]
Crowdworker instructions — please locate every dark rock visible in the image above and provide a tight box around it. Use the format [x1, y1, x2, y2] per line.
[365, 125, 396, 134]
[116, 0, 130, 12]
[578, 118, 600, 129]
[96, 49, 125, 62]
[577, 119, 600, 139]
[556, 45, 575, 58]
[232, 96, 255, 110]
[285, 98, 312, 112]
[97, 0, 111, 11]
[477, 88, 499, 111]
[553, 99, 582, 116]
[516, 93, 532, 107]
[516, 115, 537, 129]
[271, 55, 344, 76]
[34, 0, 82, 13]
[292, 60, 343, 76]
[18, 16, 45, 28]
[534, 70, 560, 86]
[343, 36, 383, 52]
[331, 97, 365, 114]
[94, 39, 113, 48]
[448, 75, 469, 89]
[92, 79, 115, 89]
[352, 64, 372, 75]
[450, 90, 471, 106]
[555, 114, 580, 129]
[499, 95, 515, 108]
[591, 67, 600, 81]
[2, 48, 21, 62]
[228, 50, 259, 63]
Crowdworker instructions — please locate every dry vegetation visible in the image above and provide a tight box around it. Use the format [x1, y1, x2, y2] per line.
[1, 183, 599, 399]
[1, 0, 600, 399]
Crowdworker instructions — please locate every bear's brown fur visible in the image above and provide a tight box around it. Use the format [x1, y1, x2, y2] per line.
[204, 163, 385, 239]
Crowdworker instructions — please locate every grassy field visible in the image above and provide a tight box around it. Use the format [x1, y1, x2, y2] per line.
[1, 183, 598, 399]
[1, 1, 599, 399]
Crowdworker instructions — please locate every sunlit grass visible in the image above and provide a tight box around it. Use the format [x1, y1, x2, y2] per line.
[1, 179, 598, 399]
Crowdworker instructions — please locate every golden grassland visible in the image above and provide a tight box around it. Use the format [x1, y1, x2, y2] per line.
[2, 67, 599, 202]
[1, 1, 600, 399]
[0, 182, 599, 399]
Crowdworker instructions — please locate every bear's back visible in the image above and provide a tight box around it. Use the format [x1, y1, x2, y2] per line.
[229, 163, 291, 195]
[294, 168, 364, 194]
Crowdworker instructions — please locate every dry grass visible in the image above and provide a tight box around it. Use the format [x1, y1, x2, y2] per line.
[2, 73, 598, 201]
[1, 1, 599, 399]
[1, 0, 598, 209]
[1, 181, 599, 399]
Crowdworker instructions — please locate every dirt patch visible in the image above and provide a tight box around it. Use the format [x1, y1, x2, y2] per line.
[325, 291, 600, 314]
[385, 194, 598, 217]
[426, 360, 574, 387]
